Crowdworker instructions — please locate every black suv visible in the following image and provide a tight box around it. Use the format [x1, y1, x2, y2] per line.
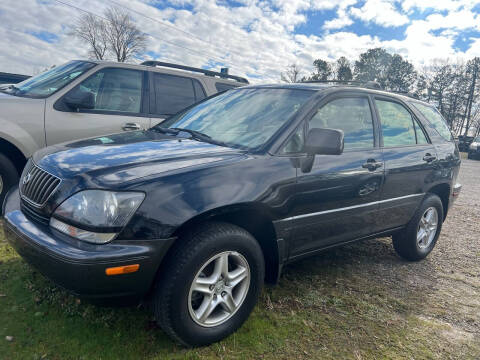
[3, 83, 461, 346]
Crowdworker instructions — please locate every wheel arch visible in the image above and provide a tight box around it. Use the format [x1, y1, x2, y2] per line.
[426, 183, 450, 220]
[0, 137, 28, 176]
[170, 203, 281, 285]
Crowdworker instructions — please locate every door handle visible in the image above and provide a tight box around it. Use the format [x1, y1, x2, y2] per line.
[423, 153, 437, 163]
[122, 122, 142, 131]
[362, 159, 383, 171]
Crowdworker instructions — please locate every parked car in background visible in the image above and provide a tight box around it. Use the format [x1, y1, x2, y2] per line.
[468, 135, 480, 159]
[0, 60, 247, 205]
[3, 82, 461, 346]
[0, 71, 30, 85]
[457, 135, 474, 152]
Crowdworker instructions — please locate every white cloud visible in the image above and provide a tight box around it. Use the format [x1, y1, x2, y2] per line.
[0, 0, 479, 84]
[401, 0, 478, 13]
[350, 0, 410, 27]
[323, 0, 357, 30]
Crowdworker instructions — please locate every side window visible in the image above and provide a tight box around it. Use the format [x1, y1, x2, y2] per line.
[309, 97, 375, 150]
[411, 102, 453, 141]
[153, 73, 205, 115]
[215, 82, 238, 92]
[414, 119, 429, 144]
[73, 68, 143, 113]
[376, 99, 416, 147]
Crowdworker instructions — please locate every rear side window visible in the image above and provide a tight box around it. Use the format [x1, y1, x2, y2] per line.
[376, 100, 418, 147]
[309, 97, 375, 150]
[153, 73, 206, 115]
[215, 82, 238, 92]
[411, 102, 453, 141]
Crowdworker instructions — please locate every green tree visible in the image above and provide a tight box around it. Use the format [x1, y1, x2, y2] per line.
[353, 48, 392, 87]
[335, 56, 353, 82]
[385, 54, 417, 92]
[310, 59, 332, 81]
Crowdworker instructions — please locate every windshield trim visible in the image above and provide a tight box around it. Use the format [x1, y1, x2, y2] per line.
[8, 60, 97, 99]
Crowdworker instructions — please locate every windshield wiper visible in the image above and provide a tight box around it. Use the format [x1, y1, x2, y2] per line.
[170, 128, 228, 147]
[152, 127, 180, 136]
[0, 85, 16, 94]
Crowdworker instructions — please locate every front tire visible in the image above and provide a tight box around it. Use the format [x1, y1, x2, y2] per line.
[153, 222, 265, 347]
[392, 193, 444, 261]
[0, 154, 19, 209]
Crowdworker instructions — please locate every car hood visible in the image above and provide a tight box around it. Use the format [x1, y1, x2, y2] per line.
[33, 130, 246, 185]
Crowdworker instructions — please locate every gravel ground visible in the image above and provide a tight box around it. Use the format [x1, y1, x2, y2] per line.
[272, 157, 480, 358]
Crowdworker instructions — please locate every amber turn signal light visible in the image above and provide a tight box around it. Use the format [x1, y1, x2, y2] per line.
[105, 264, 140, 276]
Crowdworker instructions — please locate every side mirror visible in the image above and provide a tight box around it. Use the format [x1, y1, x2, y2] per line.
[305, 128, 344, 155]
[63, 89, 95, 111]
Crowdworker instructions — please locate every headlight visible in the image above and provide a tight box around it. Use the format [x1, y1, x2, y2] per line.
[469, 142, 478, 150]
[50, 190, 145, 244]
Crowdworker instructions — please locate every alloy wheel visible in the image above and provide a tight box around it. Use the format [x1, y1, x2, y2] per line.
[188, 251, 250, 327]
[417, 207, 438, 249]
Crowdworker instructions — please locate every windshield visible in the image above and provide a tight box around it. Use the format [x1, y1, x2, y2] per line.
[158, 88, 314, 149]
[4, 60, 96, 98]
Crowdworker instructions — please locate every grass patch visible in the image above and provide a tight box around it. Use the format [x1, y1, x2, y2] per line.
[1, 225, 479, 359]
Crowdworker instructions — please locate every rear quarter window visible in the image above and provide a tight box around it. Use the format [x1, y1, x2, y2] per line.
[411, 102, 453, 141]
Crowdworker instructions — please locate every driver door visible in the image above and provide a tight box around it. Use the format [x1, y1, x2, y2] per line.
[288, 95, 385, 259]
[45, 67, 150, 146]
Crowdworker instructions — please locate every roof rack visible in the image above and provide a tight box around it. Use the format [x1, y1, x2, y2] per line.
[140, 61, 249, 84]
[390, 91, 419, 99]
[301, 80, 382, 90]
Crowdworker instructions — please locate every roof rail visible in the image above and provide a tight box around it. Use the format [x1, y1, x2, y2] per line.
[390, 91, 419, 99]
[301, 79, 382, 90]
[140, 61, 249, 84]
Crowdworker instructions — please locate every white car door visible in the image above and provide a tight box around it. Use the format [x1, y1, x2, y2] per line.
[44, 67, 150, 146]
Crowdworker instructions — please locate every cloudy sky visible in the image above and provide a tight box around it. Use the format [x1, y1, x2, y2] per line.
[1, 0, 480, 82]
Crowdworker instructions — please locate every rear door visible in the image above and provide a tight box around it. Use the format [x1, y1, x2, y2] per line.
[45, 67, 150, 145]
[149, 72, 207, 126]
[373, 96, 437, 230]
[286, 94, 385, 259]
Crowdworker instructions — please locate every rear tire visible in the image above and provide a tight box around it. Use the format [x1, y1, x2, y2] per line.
[392, 193, 443, 261]
[153, 222, 264, 347]
[0, 154, 19, 209]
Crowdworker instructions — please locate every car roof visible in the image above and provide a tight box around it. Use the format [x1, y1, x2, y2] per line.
[80, 60, 246, 85]
[241, 82, 433, 106]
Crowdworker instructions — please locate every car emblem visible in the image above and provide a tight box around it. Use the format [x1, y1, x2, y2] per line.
[22, 172, 32, 185]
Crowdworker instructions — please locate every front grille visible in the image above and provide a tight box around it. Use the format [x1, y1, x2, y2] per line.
[20, 162, 61, 207]
[21, 201, 50, 226]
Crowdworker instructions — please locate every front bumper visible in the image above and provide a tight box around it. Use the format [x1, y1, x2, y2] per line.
[450, 182, 462, 207]
[2, 187, 175, 299]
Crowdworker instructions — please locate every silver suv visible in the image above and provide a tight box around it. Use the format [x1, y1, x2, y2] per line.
[0, 60, 248, 203]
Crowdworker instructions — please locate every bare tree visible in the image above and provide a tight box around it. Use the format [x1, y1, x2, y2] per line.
[281, 64, 302, 83]
[72, 7, 146, 62]
[72, 13, 108, 60]
[104, 7, 147, 62]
